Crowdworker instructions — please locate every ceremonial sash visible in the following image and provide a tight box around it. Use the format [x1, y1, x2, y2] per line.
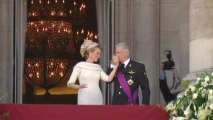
[117, 70, 138, 105]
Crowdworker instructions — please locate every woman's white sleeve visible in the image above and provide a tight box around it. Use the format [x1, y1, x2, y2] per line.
[100, 70, 109, 82]
[67, 66, 81, 85]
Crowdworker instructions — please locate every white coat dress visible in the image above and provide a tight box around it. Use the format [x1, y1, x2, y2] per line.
[67, 62, 109, 105]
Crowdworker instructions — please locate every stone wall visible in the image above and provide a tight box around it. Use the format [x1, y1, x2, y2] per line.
[0, 0, 14, 103]
[114, 0, 190, 104]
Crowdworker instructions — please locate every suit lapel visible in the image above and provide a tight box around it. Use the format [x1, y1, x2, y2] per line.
[125, 59, 132, 71]
[122, 60, 132, 80]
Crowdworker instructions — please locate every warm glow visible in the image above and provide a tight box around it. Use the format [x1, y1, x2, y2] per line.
[60, 63, 65, 68]
[25, 0, 91, 95]
[35, 63, 39, 67]
[59, 72, 64, 77]
[94, 35, 98, 39]
[29, 74, 33, 77]
[36, 72, 40, 78]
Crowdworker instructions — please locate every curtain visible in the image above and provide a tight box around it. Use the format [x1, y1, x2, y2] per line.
[96, 0, 115, 105]
[13, 0, 27, 103]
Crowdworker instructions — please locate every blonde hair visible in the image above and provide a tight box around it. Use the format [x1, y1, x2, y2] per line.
[84, 45, 102, 59]
[80, 39, 101, 58]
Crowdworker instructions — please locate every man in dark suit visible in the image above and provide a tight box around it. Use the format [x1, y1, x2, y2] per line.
[108, 43, 150, 105]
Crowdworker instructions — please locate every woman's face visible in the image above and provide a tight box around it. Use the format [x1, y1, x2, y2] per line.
[89, 47, 102, 62]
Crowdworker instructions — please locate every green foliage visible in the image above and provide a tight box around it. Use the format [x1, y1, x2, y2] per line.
[166, 72, 213, 120]
[181, 80, 189, 89]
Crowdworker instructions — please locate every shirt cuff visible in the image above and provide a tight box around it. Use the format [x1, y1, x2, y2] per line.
[160, 71, 166, 80]
[110, 64, 114, 69]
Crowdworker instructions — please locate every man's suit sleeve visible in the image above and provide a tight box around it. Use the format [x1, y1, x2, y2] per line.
[138, 64, 150, 105]
[107, 66, 113, 75]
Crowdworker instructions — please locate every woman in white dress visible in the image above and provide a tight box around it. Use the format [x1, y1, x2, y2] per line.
[67, 39, 119, 105]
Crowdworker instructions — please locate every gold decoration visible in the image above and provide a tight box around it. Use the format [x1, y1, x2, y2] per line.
[128, 70, 135, 74]
[127, 79, 134, 85]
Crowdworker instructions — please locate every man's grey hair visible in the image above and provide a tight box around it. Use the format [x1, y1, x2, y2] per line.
[116, 43, 130, 53]
[115, 43, 130, 54]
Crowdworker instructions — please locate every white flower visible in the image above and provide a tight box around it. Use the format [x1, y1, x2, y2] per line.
[166, 102, 175, 111]
[204, 76, 210, 82]
[209, 89, 213, 95]
[201, 82, 208, 87]
[210, 103, 213, 110]
[172, 116, 186, 120]
[201, 93, 205, 98]
[197, 77, 201, 81]
[193, 93, 198, 99]
[177, 93, 184, 98]
[184, 105, 191, 116]
[202, 89, 207, 93]
[190, 86, 196, 92]
[208, 94, 213, 100]
[172, 110, 177, 116]
[207, 90, 213, 100]
[197, 108, 211, 120]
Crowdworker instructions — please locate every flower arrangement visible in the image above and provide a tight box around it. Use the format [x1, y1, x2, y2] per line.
[166, 72, 213, 120]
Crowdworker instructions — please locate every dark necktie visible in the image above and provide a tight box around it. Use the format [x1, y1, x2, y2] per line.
[120, 63, 125, 71]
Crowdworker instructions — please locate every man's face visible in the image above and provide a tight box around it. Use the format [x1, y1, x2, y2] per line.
[115, 47, 129, 63]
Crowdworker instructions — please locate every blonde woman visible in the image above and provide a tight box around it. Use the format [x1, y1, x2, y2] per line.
[67, 39, 119, 105]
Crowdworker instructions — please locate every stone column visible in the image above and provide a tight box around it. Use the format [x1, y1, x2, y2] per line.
[185, 0, 213, 80]
[115, 0, 160, 104]
[134, 0, 160, 104]
[0, 0, 13, 103]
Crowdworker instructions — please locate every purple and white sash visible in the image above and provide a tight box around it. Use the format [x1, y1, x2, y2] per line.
[117, 70, 138, 105]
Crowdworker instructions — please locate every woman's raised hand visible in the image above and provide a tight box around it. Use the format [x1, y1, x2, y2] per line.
[112, 55, 119, 67]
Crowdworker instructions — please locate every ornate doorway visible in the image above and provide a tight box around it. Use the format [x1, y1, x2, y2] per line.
[23, 0, 98, 104]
